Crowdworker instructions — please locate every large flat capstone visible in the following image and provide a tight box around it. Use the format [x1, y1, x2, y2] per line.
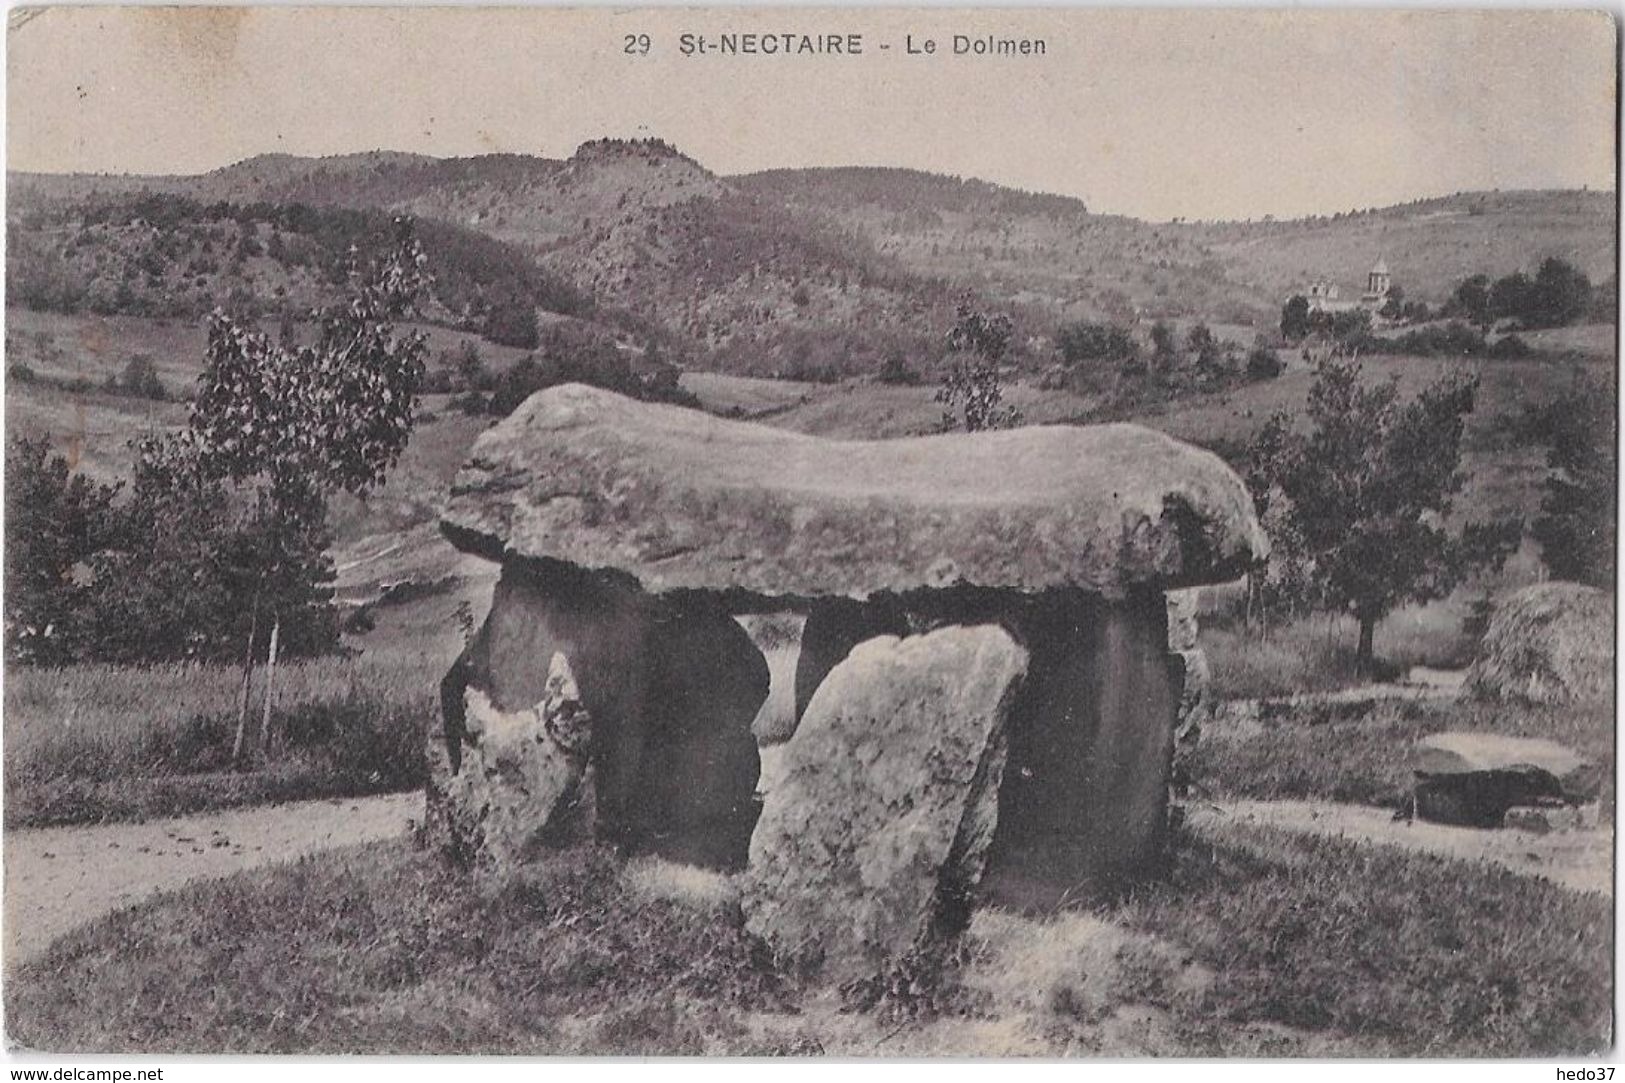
[441, 384, 1267, 599]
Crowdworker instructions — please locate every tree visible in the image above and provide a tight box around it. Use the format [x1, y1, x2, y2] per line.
[1531, 370, 1616, 588]
[1056, 321, 1137, 367]
[1280, 295, 1311, 341]
[936, 297, 1021, 432]
[483, 296, 539, 349]
[1246, 345, 1284, 381]
[175, 220, 430, 760]
[1149, 319, 1177, 364]
[1379, 284, 1407, 320]
[1449, 275, 1493, 329]
[1488, 272, 1533, 324]
[1530, 257, 1592, 328]
[3, 437, 121, 664]
[1247, 358, 1519, 673]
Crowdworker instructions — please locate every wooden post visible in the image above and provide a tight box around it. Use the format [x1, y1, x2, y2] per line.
[260, 617, 281, 754]
[230, 594, 261, 767]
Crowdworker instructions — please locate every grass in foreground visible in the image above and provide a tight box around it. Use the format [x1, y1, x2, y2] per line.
[4, 655, 433, 828]
[6, 822, 1611, 1056]
[1115, 821, 1613, 1057]
[1187, 695, 1615, 813]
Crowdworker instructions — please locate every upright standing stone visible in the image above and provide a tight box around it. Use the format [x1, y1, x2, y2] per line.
[982, 591, 1180, 907]
[744, 625, 1029, 984]
[426, 558, 768, 871]
[793, 596, 909, 727]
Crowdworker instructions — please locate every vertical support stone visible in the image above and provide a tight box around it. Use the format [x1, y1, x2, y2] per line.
[792, 596, 909, 727]
[744, 625, 1028, 984]
[981, 590, 1180, 907]
[424, 558, 769, 873]
[1164, 588, 1210, 816]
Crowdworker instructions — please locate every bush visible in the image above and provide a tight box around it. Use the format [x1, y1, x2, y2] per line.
[876, 353, 921, 385]
[116, 354, 168, 400]
[1245, 346, 1283, 381]
[483, 298, 539, 349]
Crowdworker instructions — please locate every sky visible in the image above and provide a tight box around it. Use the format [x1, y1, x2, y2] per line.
[6, 6, 1617, 222]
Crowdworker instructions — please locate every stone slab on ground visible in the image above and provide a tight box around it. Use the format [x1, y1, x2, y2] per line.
[1414, 731, 1590, 781]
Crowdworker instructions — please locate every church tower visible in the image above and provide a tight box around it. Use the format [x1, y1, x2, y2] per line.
[1364, 257, 1391, 302]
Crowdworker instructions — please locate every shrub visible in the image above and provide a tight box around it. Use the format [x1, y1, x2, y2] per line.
[1245, 346, 1283, 381]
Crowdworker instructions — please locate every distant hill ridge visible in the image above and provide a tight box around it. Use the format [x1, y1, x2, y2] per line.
[8, 140, 1615, 378]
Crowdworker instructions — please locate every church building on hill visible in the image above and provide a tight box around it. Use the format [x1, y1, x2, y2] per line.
[1297, 257, 1394, 314]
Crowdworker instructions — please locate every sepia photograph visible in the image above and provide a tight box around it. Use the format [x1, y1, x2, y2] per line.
[0, 4, 1617, 1061]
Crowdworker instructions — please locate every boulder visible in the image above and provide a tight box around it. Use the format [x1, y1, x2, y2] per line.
[1412, 731, 1599, 827]
[441, 384, 1267, 600]
[426, 557, 768, 871]
[1465, 582, 1612, 706]
[744, 625, 1029, 983]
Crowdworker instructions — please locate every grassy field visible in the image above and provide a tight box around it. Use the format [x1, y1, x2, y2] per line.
[1187, 694, 1614, 814]
[1200, 599, 1492, 701]
[3, 652, 436, 828]
[5, 818, 1610, 1056]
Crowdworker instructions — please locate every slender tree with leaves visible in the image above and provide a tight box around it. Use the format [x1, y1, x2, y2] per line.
[936, 296, 1022, 432]
[1246, 358, 1520, 673]
[171, 220, 431, 761]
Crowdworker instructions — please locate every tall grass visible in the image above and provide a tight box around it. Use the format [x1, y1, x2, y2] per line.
[4, 653, 434, 827]
[1203, 605, 1477, 700]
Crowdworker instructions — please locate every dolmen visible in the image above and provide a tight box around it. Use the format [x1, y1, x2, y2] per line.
[426, 383, 1266, 983]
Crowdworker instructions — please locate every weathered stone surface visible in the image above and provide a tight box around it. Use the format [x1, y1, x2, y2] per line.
[1465, 582, 1613, 706]
[1503, 803, 1596, 834]
[982, 591, 1181, 906]
[744, 625, 1028, 983]
[442, 383, 1267, 599]
[1415, 731, 1592, 782]
[426, 557, 768, 871]
[1412, 731, 1599, 827]
[1165, 588, 1202, 652]
[793, 596, 909, 727]
[424, 654, 594, 870]
[1411, 731, 1600, 825]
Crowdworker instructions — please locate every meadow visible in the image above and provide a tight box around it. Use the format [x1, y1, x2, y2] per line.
[5, 817, 1609, 1056]
[4, 651, 435, 828]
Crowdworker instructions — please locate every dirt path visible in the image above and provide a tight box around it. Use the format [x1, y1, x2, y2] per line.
[4, 792, 420, 971]
[1189, 798, 1613, 896]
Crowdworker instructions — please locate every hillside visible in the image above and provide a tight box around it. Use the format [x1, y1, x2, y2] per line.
[739, 168, 1615, 328]
[11, 144, 1614, 380]
[10, 142, 966, 380]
